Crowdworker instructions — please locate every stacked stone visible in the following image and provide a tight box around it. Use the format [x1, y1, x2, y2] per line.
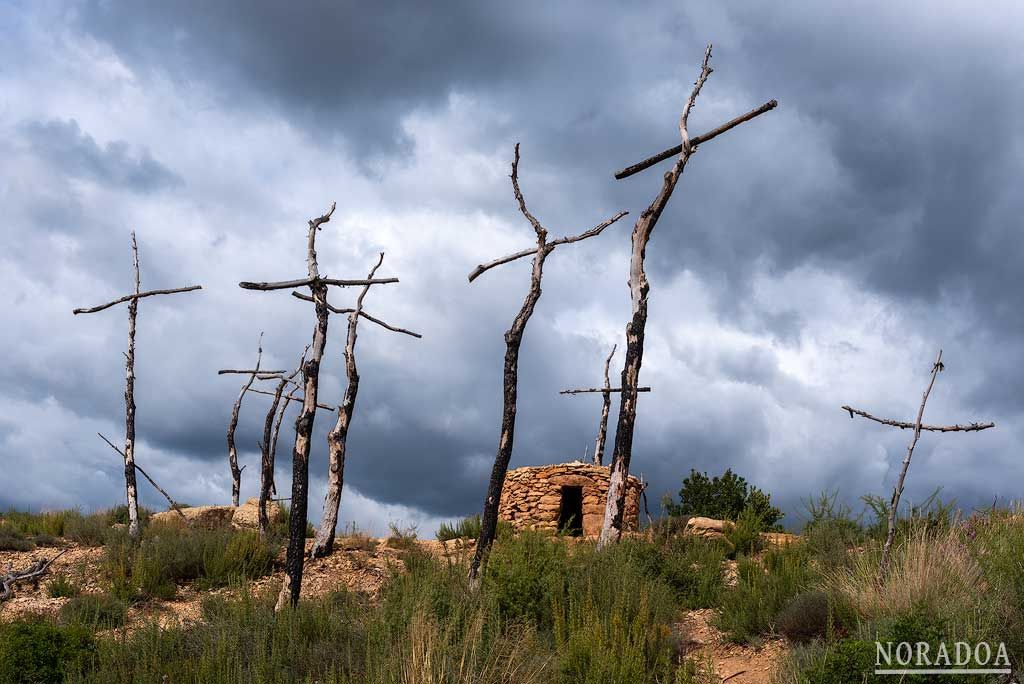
[497, 461, 642, 538]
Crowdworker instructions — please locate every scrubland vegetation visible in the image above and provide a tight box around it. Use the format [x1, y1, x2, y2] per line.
[3, 481, 1024, 682]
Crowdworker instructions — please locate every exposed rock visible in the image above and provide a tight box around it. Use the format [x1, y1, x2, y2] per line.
[684, 516, 728, 539]
[150, 505, 236, 530]
[231, 497, 283, 530]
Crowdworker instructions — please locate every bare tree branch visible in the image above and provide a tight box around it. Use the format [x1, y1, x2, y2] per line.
[613, 99, 778, 180]
[841, 405, 995, 433]
[248, 387, 335, 410]
[218, 369, 288, 376]
[224, 333, 264, 506]
[1, 549, 69, 601]
[467, 210, 629, 282]
[239, 276, 398, 291]
[290, 291, 422, 338]
[312, 253, 387, 558]
[595, 345, 616, 465]
[98, 432, 188, 523]
[560, 387, 652, 395]
[72, 285, 203, 315]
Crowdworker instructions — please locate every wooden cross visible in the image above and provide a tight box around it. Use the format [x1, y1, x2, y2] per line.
[73, 231, 202, 539]
[841, 349, 994, 579]
[467, 143, 628, 584]
[599, 44, 777, 548]
[292, 252, 421, 559]
[237, 202, 398, 610]
[559, 344, 652, 465]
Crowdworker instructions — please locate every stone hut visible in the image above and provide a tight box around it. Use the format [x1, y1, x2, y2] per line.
[498, 461, 644, 538]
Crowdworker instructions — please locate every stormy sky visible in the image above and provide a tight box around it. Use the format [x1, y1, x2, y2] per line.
[2, 2, 1021, 534]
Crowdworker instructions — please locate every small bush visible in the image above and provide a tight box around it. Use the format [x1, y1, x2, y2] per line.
[724, 505, 766, 558]
[60, 593, 127, 629]
[484, 530, 567, 629]
[553, 541, 679, 683]
[102, 525, 277, 601]
[776, 590, 832, 642]
[0, 508, 71, 537]
[0, 620, 96, 684]
[64, 513, 110, 547]
[437, 514, 482, 542]
[47, 573, 82, 599]
[338, 524, 379, 552]
[385, 522, 419, 550]
[104, 505, 153, 527]
[0, 529, 33, 551]
[656, 536, 727, 608]
[715, 544, 817, 643]
[32, 533, 62, 547]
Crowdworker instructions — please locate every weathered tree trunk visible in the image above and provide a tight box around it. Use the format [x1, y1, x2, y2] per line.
[124, 233, 142, 539]
[227, 335, 263, 506]
[310, 255, 385, 558]
[466, 144, 626, 584]
[72, 231, 201, 541]
[273, 205, 336, 611]
[878, 350, 942, 580]
[594, 344, 617, 465]
[597, 120, 699, 548]
[599, 44, 774, 548]
[469, 241, 547, 585]
[259, 375, 290, 537]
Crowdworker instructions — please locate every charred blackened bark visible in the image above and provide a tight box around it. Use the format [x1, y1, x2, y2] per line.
[467, 144, 627, 584]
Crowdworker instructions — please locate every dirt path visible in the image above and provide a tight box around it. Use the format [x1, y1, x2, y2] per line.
[678, 608, 786, 684]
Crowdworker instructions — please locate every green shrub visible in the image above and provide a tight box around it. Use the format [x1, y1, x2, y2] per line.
[60, 593, 127, 629]
[102, 525, 277, 601]
[655, 536, 727, 608]
[776, 590, 837, 643]
[64, 512, 110, 547]
[798, 638, 876, 684]
[715, 544, 816, 643]
[385, 522, 419, 550]
[483, 530, 567, 630]
[0, 620, 96, 684]
[104, 505, 152, 527]
[665, 468, 783, 529]
[0, 508, 71, 537]
[31, 533, 61, 547]
[553, 541, 679, 683]
[437, 514, 482, 542]
[724, 505, 767, 558]
[0, 528, 34, 551]
[47, 573, 82, 599]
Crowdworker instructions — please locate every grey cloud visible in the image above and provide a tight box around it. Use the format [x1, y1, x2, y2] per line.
[20, 119, 182, 192]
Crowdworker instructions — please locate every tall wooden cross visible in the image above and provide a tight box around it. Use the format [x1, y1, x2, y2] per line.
[466, 143, 628, 584]
[841, 349, 995, 579]
[559, 345, 651, 466]
[599, 44, 777, 548]
[73, 232, 202, 539]
[237, 202, 398, 609]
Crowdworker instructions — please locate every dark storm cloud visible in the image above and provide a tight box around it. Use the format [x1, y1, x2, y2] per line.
[4, 1, 1023, 530]
[20, 119, 182, 192]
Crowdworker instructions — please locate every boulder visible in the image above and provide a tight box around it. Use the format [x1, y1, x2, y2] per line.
[684, 516, 728, 539]
[231, 497, 283, 530]
[150, 505, 235, 530]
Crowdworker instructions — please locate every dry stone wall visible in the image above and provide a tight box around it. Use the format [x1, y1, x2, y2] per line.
[498, 461, 643, 538]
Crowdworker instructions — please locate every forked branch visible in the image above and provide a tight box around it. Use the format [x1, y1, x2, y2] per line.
[1, 549, 69, 601]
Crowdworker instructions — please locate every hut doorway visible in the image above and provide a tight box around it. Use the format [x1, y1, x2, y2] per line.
[557, 486, 584, 536]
